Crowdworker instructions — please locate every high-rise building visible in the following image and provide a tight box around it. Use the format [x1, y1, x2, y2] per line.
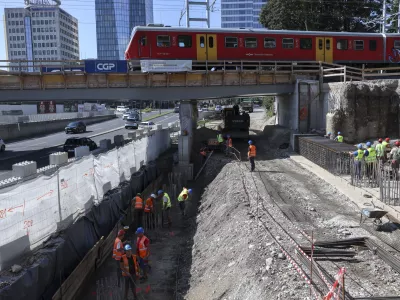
[221, 0, 267, 28]
[95, 0, 153, 60]
[4, 0, 79, 71]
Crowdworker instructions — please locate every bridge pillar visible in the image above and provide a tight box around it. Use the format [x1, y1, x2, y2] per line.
[176, 100, 198, 180]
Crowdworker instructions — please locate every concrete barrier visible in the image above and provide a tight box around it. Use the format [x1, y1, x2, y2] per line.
[0, 115, 116, 142]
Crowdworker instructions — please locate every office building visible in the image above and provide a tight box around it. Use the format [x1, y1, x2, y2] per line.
[4, 0, 79, 71]
[221, 0, 267, 28]
[95, 0, 153, 60]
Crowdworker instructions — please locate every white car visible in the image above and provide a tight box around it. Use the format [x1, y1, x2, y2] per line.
[139, 121, 155, 129]
[0, 138, 5, 152]
[116, 106, 128, 113]
[125, 117, 139, 129]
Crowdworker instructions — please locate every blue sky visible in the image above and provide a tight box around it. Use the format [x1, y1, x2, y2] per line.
[0, 0, 221, 60]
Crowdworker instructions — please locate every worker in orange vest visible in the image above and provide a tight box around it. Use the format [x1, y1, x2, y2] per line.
[113, 229, 126, 287]
[144, 194, 155, 230]
[132, 193, 144, 229]
[225, 135, 233, 156]
[120, 244, 139, 300]
[248, 140, 256, 172]
[136, 227, 150, 281]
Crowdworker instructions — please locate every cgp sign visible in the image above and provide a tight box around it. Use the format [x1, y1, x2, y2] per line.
[84, 60, 128, 73]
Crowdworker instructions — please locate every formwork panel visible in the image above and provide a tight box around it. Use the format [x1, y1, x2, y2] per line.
[43, 74, 64, 89]
[107, 74, 128, 88]
[208, 73, 223, 86]
[151, 74, 167, 87]
[168, 73, 186, 86]
[222, 73, 239, 85]
[241, 73, 257, 85]
[0, 75, 21, 89]
[259, 74, 274, 84]
[128, 74, 147, 87]
[275, 74, 292, 83]
[87, 74, 107, 88]
[186, 73, 204, 86]
[65, 74, 87, 88]
[23, 75, 41, 89]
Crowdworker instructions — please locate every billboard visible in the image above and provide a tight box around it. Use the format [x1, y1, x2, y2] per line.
[84, 60, 128, 73]
[41, 66, 85, 72]
[78, 103, 106, 112]
[140, 60, 192, 72]
[37, 101, 56, 114]
[64, 102, 78, 112]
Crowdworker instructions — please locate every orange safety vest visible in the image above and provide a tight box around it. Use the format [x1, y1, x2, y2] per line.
[112, 237, 123, 260]
[137, 236, 149, 259]
[134, 196, 143, 210]
[248, 145, 256, 157]
[121, 254, 140, 278]
[144, 198, 153, 213]
[227, 138, 232, 147]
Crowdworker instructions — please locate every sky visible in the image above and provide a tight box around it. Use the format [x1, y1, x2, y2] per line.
[0, 0, 222, 60]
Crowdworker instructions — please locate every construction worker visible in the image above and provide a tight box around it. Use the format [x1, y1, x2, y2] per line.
[376, 138, 385, 163]
[389, 141, 400, 175]
[383, 138, 391, 161]
[365, 142, 377, 179]
[144, 194, 155, 230]
[200, 144, 209, 164]
[132, 193, 144, 229]
[350, 144, 368, 180]
[334, 131, 343, 143]
[136, 227, 150, 281]
[217, 131, 224, 151]
[177, 187, 192, 217]
[248, 140, 256, 172]
[113, 229, 126, 287]
[159, 189, 172, 230]
[120, 244, 139, 300]
[225, 135, 233, 156]
[324, 132, 332, 139]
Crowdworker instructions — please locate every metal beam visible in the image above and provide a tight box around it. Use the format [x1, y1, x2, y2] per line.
[186, 0, 210, 28]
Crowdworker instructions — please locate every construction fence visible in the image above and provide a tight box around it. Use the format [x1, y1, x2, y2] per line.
[0, 128, 171, 272]
[298, 136, 400, 206]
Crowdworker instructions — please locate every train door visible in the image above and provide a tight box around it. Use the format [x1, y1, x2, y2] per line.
[196, 34, 217, 61]
[315, 37, 333, 63]
[139, 35, 150, 58]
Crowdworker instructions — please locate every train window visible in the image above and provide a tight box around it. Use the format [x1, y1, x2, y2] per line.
[140, 36, 147, 46]
[326, 39, 331, 50]
[354, 40, 364, 50]
[157, 35, 170, 47]
[245, 37, 257, 48]
[394, 40, 400, 49]
[336, 39, 348, 50]
[225, 37, 238, 48]
[300, 38, 312, 50]
[318, 39, 323, 50]
[282, 38, 294, 49]
[369, 40, 377, 51]
[264, 38, 276, 48]
[178, 35, 192, 48]
[209, 36, 214, 48]
[200, 36, 205, 48]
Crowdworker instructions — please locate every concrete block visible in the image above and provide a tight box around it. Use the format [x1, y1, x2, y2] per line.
[75, 146, 90, 158]
[17, 116, 29, 123]
[128, 132, 137, 139]
[99, 139, 112, 150]
[150, 129, 156, 135]
[49, 152, 68, 166]
[37, 165, 58, 176]
[12, 161, 37, 178]
[291, 134, 318, 153]
[114, 135, 125, 147]
[136, 128, 144, 136]
[168, 122, 173, 128]
[156, 124, 162, 130]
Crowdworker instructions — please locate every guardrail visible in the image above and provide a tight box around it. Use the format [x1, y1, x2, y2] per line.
[0, 60, 398, 91]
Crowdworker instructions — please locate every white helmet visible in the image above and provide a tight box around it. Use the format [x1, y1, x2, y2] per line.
[150, 194, 156, 198]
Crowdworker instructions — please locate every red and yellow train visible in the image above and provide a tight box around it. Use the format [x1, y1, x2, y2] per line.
[125, 25, 400, 65]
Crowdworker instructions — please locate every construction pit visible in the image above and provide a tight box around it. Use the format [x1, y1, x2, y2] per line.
[78, 107, 400, 300]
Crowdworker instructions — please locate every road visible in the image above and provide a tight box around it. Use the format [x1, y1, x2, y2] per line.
[0, 110, 179, 180]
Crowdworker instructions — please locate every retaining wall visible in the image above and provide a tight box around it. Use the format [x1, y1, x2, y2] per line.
[0, 114, 116, 141]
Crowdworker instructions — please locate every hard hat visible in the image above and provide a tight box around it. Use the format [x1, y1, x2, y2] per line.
[338, 132, 341, 135]
[366, 142, 371, 147]
[248, 140, 253, 144]
[150, 193, 156, 198]
[386, 138, 390, 142]
[357, 144, 363, 149]
[124, 244, 132, 251]
[188, 189, 192, 194]
[136, 192, 142, 196]
[379, 138, 383, 143]
[158, 190, 163, 195]
[136, 227, 144, 234]
[118, 229, 125, 236]
[327, 132, 331, 135]
[396, 141, 400, 146]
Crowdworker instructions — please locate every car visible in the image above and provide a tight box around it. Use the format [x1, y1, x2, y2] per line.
[63, 137, 98, 155]
[0, 138, 5, 152]
[174, 106, 179, 113]
[125, 116, 140, 129]
[139, 121, 155, 129]
[215, 105, 222, 113]
[122, 110, 132, 120]
[65, 121, 86, 134]
[116, 106, 128, 113]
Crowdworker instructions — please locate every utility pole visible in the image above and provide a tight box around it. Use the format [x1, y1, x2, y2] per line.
[383, 0, 387, 33]
[185, 0, 210, 28]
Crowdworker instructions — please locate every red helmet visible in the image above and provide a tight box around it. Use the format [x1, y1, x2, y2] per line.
[118, 229, 125, 236]
[396, 141, 400, 147]
[386, 138, 390, 142]
[378, 138, 383, 143]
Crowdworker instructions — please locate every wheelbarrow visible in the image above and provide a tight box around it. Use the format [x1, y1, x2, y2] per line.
[360, 208, 388, 231]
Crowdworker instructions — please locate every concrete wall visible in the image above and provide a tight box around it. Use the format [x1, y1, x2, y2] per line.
[276, 93, 298, 130]
[325, 80, 400, 143]
[0, 104, 37, 115]
[0, 115, 116, 141]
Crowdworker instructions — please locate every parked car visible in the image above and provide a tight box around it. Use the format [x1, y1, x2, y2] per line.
[139, 121, 155, 129]
[125, 116, 140, 129]
[116, 106, 128, 113]
[63, 137, 98, 154]
[174, 106, 179, 113]
[65, 121, 86, 134]
[0, 138, 5, 152]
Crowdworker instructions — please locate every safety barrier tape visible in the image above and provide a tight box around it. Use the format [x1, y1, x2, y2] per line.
[323, 268, 345, 300]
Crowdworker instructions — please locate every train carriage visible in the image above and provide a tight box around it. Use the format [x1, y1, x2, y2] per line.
[125, 25, 400, 66]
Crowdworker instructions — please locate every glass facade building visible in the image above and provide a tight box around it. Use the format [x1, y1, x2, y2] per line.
[95, 0, 153, 60]
[221, 0, 267, 28]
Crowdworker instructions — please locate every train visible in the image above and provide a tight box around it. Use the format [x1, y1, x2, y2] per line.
[125, 25, 400, 66]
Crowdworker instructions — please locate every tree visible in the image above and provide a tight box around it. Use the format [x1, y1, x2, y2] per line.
[259, 0, 383, 32]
